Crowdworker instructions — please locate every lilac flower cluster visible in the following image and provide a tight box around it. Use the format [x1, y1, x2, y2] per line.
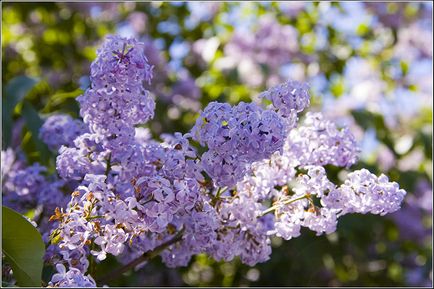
[1, 149, 68, 213]
[1, 35, 408, 287]
[259, 80, 311, 117]
[286, 112, 360, 167]
[323, 169, 407, 216]
[269, 166, 406, 239]
[49, 264, 96, 287]
[191, 101, 288, 187]
[77, 35, 155, 148]
[39, 114, 88, 151]
[56, 133, 108, 181]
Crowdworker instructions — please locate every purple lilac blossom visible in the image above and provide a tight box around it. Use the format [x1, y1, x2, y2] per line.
[39, 114, 88, 150]
[41, 34, 408, 286]
[49, 264, 96, 287]
[191, 101, 286, 187]
[259, 80, 311, 117]
[77, 35, 155, 145]
[286, 112, 360, 168]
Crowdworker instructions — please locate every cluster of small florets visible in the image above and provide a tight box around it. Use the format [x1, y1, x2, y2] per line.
[190, 101, 287, 187]
[259, 80, 311, 117]
[1, 149, 66, 213]
[49, 264, 96, 287]
[77, 35, 155, 147]
[0, 35, 407, 287]
[286, 112, 360, 167]
[39, 114, 88, 151]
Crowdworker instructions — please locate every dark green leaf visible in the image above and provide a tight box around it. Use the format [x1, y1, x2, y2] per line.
[21, 101, 51, 165]
[42, 88, 83, 112]
[2, 206, 45, 287]
[2, 76, 38, 147]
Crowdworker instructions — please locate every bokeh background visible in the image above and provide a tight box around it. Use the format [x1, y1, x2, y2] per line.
[2, 1, 432, 287]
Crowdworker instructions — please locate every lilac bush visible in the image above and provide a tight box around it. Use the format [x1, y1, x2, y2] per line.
[1, 35, 407, 287]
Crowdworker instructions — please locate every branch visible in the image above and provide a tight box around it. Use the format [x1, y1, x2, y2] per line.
[96, 227, 185, 285]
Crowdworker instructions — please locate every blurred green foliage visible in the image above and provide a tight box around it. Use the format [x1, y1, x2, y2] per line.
[2, 1, 432, 287]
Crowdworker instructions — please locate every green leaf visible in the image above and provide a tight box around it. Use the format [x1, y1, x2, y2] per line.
[2, 76, 38, 147]
[2, 206, 45, 287]
[21, 101, 51, 165]
[21, 101, 44, 137]
[42, 88, 83, 112]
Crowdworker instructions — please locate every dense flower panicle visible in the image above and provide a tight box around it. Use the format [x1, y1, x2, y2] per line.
[10, 163, 47, 197]
[191, 101, 287, 187]
[302, 207, 338, 235]
[201, 150, 246, 187]
[56, 133, 108, 181]
[293, 166, 336, 198]
[90, 35, 153, 88]
[265, 165, 407, 240]
[232, 103, 286, 159]
[56, 146, 91, 181]
[77, 35, 155, 143]
[77, 86, 154, 141]
[161, 206, 219, 268]
[192, 102, 286, 159]
[260, 80, 311, 117]
[0, 34, 407, 286]
[236, 112, 357, 202]
[2, 161, 48, 213]
[39, 114, 88, 150]
[239, 232, 272, 266]
[190, 102, 232, 148]
[323, 169, 407, 216]
[237, 150, 298, 201]
[199, 185, 275, 266]
[52, 130, 206, 272]
[2, 162, 47, 213]
[286, 112, 359, 167]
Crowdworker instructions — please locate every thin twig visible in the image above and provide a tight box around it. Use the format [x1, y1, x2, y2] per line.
[96, 227, 185, 285]
[89, 240, 96, 277]
[259, 194, 308, 217]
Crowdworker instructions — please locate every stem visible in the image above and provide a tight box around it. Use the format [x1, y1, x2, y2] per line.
[96, 227, 185, 285]
[259, 194, 308, 217]
[210, 186, 228, 206]
[86, 215, 104, 221]
[104, 153, 112, 183]
[215, 186, 227, 199]
[215, 187, 222, 198]
[89, 241, 96, 277]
